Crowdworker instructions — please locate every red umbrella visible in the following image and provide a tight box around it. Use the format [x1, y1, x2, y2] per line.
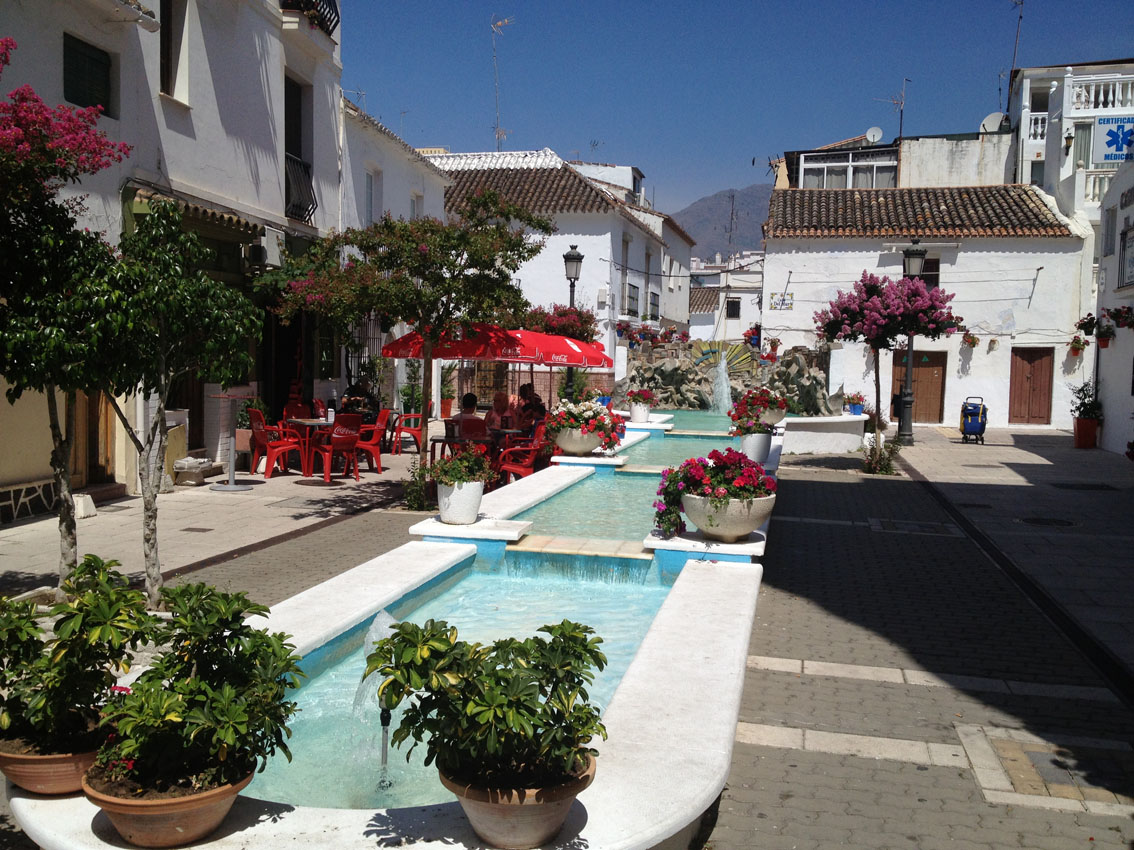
[382, 324, 611, 367]
[511, 330, 612, 367]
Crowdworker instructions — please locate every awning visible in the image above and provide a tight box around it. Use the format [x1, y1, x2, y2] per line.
[129, 186, 265, 238]
[382, 323, 611, 367]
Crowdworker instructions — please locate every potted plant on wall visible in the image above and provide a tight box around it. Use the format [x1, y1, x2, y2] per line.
[625, 388, 656, 423]
[363, 618, 607, 849]
[82, 584, 303, 848]
[961, 330, 979, 350]
[545, 400, 624, 456]
[0, 556, 151, 795]
[654, 448, 777, 543]
[1068, 335, 1090, 357]
[1069, 379, 1103, 449]
[1096, 322, 1116, 349]
[742, 326, 760, 347]
[430, 443, 496, 525]
[844, 392, 866, 417]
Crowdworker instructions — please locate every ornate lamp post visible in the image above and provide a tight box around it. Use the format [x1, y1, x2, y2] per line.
[898, 239, 927, 443]
[562, 244, 584, 401]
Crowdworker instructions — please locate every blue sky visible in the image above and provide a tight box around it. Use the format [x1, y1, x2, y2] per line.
[341, 0, 1134, 213]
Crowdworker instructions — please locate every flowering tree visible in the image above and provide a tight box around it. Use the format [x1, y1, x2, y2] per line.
[524, 304, 598, 342]
[0, 39, 131, 587]
[814, 271, 961, 453]
[263, 190, 552, 455]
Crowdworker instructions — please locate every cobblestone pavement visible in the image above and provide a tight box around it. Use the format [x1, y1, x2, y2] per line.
[5, 427, 1134, 849]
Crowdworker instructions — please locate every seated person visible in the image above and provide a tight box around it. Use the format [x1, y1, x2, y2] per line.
[484, 391, 517, 430]
[340, 377, 379, 424]
[516, 383, 544, 431]
[526, 401, 547, 436]
[453, 393, 486, 437]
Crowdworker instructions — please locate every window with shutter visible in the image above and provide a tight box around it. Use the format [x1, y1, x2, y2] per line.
[63, 34, 113, 117]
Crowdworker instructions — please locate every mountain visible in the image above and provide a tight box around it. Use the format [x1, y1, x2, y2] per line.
[671, 183, 773, 261]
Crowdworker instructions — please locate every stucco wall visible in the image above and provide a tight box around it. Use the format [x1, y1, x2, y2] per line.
[900, 135, 1013, 187]
[763, 235, 1090, 428]
[1095, 164, 1134, 455]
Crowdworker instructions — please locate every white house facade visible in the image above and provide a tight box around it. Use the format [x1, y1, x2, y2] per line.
[1095, 163, 1134, 456]
[763, 185, 1092, 430]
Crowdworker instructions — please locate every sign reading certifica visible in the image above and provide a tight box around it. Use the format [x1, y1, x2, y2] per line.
[1094, 116, 1134, 164]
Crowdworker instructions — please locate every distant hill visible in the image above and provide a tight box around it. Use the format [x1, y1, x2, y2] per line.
[671, 183, 773, 261]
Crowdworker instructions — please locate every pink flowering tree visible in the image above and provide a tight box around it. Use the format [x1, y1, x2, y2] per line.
[0, 39, 131, 588]
[261, 190, 551, 455]
[814, 272, 962, 451]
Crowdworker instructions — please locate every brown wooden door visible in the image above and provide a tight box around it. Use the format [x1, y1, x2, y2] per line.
[1008, 347, 1053, 424]
[891, 350, 947, 423]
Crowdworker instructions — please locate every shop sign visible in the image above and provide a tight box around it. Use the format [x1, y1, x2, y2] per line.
[1094, 116, 1134, 164]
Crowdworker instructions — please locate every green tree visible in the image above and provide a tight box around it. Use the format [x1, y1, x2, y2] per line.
[264, 190, 552, 454]
[0, 38, 131, 590]
[106, 201, 262, 605]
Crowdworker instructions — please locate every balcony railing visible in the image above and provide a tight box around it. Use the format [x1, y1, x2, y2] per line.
[1083, 168, 1116, 204]
[1068, 74, 1134, 113]
[280, 0, 340, 37]
[285, 153, 318, 223]
[1028, 113, 1047, 142]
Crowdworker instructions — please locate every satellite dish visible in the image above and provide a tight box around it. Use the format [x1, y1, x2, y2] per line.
[865, 126, 883, 145]
[980, 112, 1007, 133]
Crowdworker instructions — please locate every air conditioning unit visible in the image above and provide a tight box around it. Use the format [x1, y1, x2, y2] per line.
[246, 227, 284, 272]
[596, 285, 608, 307]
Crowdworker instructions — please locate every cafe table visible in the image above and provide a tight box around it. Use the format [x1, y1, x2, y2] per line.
[209, 393, 257, 492]
[287, 417, 334, 477]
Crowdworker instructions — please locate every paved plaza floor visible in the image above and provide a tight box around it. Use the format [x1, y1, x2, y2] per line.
[2, 425, 1134, 849]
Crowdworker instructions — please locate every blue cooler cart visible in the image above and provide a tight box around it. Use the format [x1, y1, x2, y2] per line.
[959, 397, 987, 444]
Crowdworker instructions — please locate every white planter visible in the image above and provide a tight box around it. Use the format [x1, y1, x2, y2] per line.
[436, 481, 484, 525]
[681, 493, 776, 543]
[759, 406, 786, 426]
[629, 403, 651, 424]
[740, 432, 772, 464]
[555, 429, 603, 456]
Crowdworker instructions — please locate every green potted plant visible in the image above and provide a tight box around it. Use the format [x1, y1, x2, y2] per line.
[363, 618, 607, 849]
[654, 448, 778, 543]
[0, 556, 151, 795]
[625, 388, 656, 423]
[82, 584, 303, 848]
[844, 392, 866, 416]
[1075, 312, 1098, 337]
[439, 363, 458, 418]
[1068, 334, 1090, 356]
[544, 401, 625, 456]
[1096, 322, 1116, 349]
[1069, 379, 1103, 449]
[430, 443, 496, 524]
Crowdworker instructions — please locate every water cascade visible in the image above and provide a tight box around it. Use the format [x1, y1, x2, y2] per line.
[350, 610, 398, 790]
[712, 354, 732, 414]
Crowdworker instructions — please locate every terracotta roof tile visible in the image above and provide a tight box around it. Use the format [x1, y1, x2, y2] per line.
[765, 185, 1072, 239]
[443, 164, 619, 216]
[688, 287, 720, 314]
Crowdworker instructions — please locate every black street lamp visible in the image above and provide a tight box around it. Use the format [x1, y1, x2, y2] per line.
[562, 244, 584, 400]
[898, 239, 927, 443]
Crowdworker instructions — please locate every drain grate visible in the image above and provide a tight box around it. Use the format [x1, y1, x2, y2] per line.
[868, 518, 964, 537]
[1049, 482, 1120, 492]
[1017, 517, 1078, 528]
[180, 527, 213, 533]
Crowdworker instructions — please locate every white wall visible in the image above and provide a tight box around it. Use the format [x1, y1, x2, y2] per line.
[1095, 163, 1134, 455]
[900, 135, 1013, 188]
[660, 219, 693, 325]
[763, 234, 1090, 428]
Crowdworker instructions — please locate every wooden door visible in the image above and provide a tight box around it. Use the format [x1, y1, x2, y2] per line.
[891, 350, 947, 423]
[1008, 347, 1053, 424]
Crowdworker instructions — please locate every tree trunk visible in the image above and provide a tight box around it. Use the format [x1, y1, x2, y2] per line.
[872, 347, 882, 447]
[137, 394, 170, 608]
[45, 386, 77, 599]
[420, 340, 433, 463]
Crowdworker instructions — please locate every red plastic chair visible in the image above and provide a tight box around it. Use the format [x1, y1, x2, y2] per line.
[309, 414, 361, 482]
[252, 409, 304, 478]
[495, 424, 550, 485]
[356, 410, 389, 473]
[458, 416, 488, 438]
[281, 401, 312, 425]
[312, 399, 328, 418]
[393, 402, 433, 454]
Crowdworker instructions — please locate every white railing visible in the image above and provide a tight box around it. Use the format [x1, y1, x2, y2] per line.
[1083, 169, 1115, 204]
[1068, 75, 1134, 113]
[1028, 113, 1048, 141]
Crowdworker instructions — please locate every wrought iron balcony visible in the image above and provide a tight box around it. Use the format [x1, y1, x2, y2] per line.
[285, 153, 318, 223]
[280, 0, 340, 37]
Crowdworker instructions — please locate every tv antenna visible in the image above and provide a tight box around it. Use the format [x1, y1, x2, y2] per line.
[589, 139, 603, 155]
[343, 88, 367, 113]
[1009, 0, 1024, 84]
[491, 15, 514, 151]
[875, 77, 911, 139]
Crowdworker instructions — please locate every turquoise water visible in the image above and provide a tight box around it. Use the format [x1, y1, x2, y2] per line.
[249, 555, 669, 809]
[659, 409, 732, 431]
[515, 472, 663, 540]
[622, 433, 738, 468]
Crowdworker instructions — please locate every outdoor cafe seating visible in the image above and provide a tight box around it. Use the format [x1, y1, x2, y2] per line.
[308, 413, 361, 483]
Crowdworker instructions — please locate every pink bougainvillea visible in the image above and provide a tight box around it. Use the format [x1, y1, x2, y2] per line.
[813, 272, 961, 349]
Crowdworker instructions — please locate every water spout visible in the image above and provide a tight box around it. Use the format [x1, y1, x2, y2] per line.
[377, 705, 393, 790]
[349, 610, 398, 790]
[712, 355, 732, 414]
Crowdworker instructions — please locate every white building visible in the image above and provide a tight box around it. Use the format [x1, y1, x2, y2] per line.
[1095, 163, 1134, 456]
[688, 252, 764, 343]
[763, 184, 1092, 429]
[1008, 59, 1134, 228]
[428, 148, 687, 384]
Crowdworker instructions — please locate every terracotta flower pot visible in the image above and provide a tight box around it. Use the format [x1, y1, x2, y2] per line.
[439, 755, 595, 850]
[0, 748, 97, 795]
[1097, 337, 1111, 349]
[440, 398, 454, 418]
[1072, 417, 1099, 449]
[681, 493, 776, 543]
[81, 772, 253, 848]
[555, 430, 602, 456]
[1070, 347, 1082, 357]
[437, 481, 484, 525]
